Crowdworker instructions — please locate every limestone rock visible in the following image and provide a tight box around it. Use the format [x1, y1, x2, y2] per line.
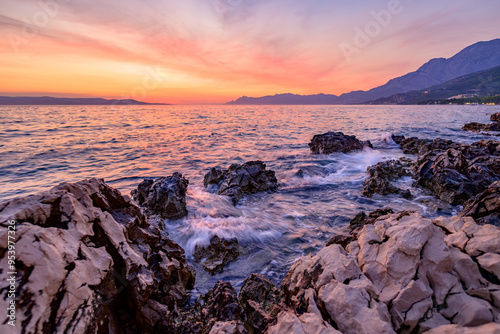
[279, 211, 500, 334]
[266, 310, 341, 334]
[309, 131, 372, 154]
[423, 323, 500, 334]
[0, 178, 195, 334]
[491, 113, 500, 122]
[131, 172, 189, 219]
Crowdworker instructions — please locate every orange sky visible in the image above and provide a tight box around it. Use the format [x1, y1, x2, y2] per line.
[0, 0, 499, 104]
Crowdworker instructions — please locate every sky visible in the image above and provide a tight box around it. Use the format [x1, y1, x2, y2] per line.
[0, 0, 499, 104]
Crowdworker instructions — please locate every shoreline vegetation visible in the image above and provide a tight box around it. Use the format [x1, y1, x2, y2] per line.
[417, 95, 500, 105]
[1, 114, 499, 333]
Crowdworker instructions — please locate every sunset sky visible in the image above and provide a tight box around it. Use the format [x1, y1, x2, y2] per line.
[0, 0, 499, 104]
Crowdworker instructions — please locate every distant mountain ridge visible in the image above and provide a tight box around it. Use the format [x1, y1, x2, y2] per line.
[227, 38, 500, 105]
[0, 96, 168, 105]
[367, 65, 500, 105]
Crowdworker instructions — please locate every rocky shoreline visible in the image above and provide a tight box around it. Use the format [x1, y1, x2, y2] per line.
[1, 117, 500, 333]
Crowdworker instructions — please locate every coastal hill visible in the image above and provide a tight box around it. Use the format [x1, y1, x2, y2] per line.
[226, 38, 500, 105]
[0, 96, 168, 105]
[368, 65, 500, 104]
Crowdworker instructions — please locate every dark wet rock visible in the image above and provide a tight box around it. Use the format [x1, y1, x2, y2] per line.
[460, 181, 500, 225]
[280, 211, 500, 334]
[204, 161, 278, 204]
[391, 134, 405, 144]
[132, 172, 189, 219]
[309, 131, 372, 154]
[201, 281, 243, 333]
[362, 158, 413, 198]
[391, 136, 500, 205]
[0, 178, 195, 334]
[414, 144, 500, 205]
[172, 281, 245, 334]
[238, 274, 282, 333]
[491, 112, 500, 122]
[204, 166, 226, 188]
[397, 137, 460, 156]
[193, 235, 240, 274]
[463, 122, 500, 132]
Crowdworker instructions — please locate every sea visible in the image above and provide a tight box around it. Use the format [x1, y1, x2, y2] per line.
[1, 105, 499, 294]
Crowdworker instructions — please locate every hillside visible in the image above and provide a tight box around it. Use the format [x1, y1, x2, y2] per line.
[368, 65, 500, 105]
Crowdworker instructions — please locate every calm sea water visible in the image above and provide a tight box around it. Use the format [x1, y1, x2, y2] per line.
[1, 105, 499, 292]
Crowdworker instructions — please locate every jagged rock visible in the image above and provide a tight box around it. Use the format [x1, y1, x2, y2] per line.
[204, 161, 278, 204]
[327, 208, 396, 249]
[391, 134, 405, 144]
[346, 208, 394, 233]
[390, 136, 500, 205]
[238, 274, 282, 333]
[204, 167, 226, 188]
[132, 172, 189, 219]
[201, 281, 242, 333]
[0, 178, 195, 334]
[414, 143, 500, 205]
[267, 310, 341, 334]
[396, 137, 460, 156]
[209, 321, 247, 334]
[460, 181, 500, 225]
[193, 235, 240, 274]
[280, 211, 500, 334]
[463, 122, 500, 132]
[362, 158, 413, 198]
[309, 131, 372, 154]
[491, 113, 500, 122]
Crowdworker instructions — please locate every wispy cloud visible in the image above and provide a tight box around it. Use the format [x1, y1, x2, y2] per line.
[0, 0, 499, 103]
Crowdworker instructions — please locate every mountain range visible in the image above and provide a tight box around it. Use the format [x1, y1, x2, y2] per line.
[226, 38, 500, 105]
[369, 65, 500, 105]
[0, 96, 167, 105]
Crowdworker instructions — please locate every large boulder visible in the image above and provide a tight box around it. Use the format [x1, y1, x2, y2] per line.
[460, 181, 500, 225]
[131, 172, 189, 219]
[193, 235, 240, 274]
[279, 211, 500, 334]
[204, 161, 278, 204]
[0, 179, 195, 334]
[309, 131, 372, 154]
[362, 158, 413, 198]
